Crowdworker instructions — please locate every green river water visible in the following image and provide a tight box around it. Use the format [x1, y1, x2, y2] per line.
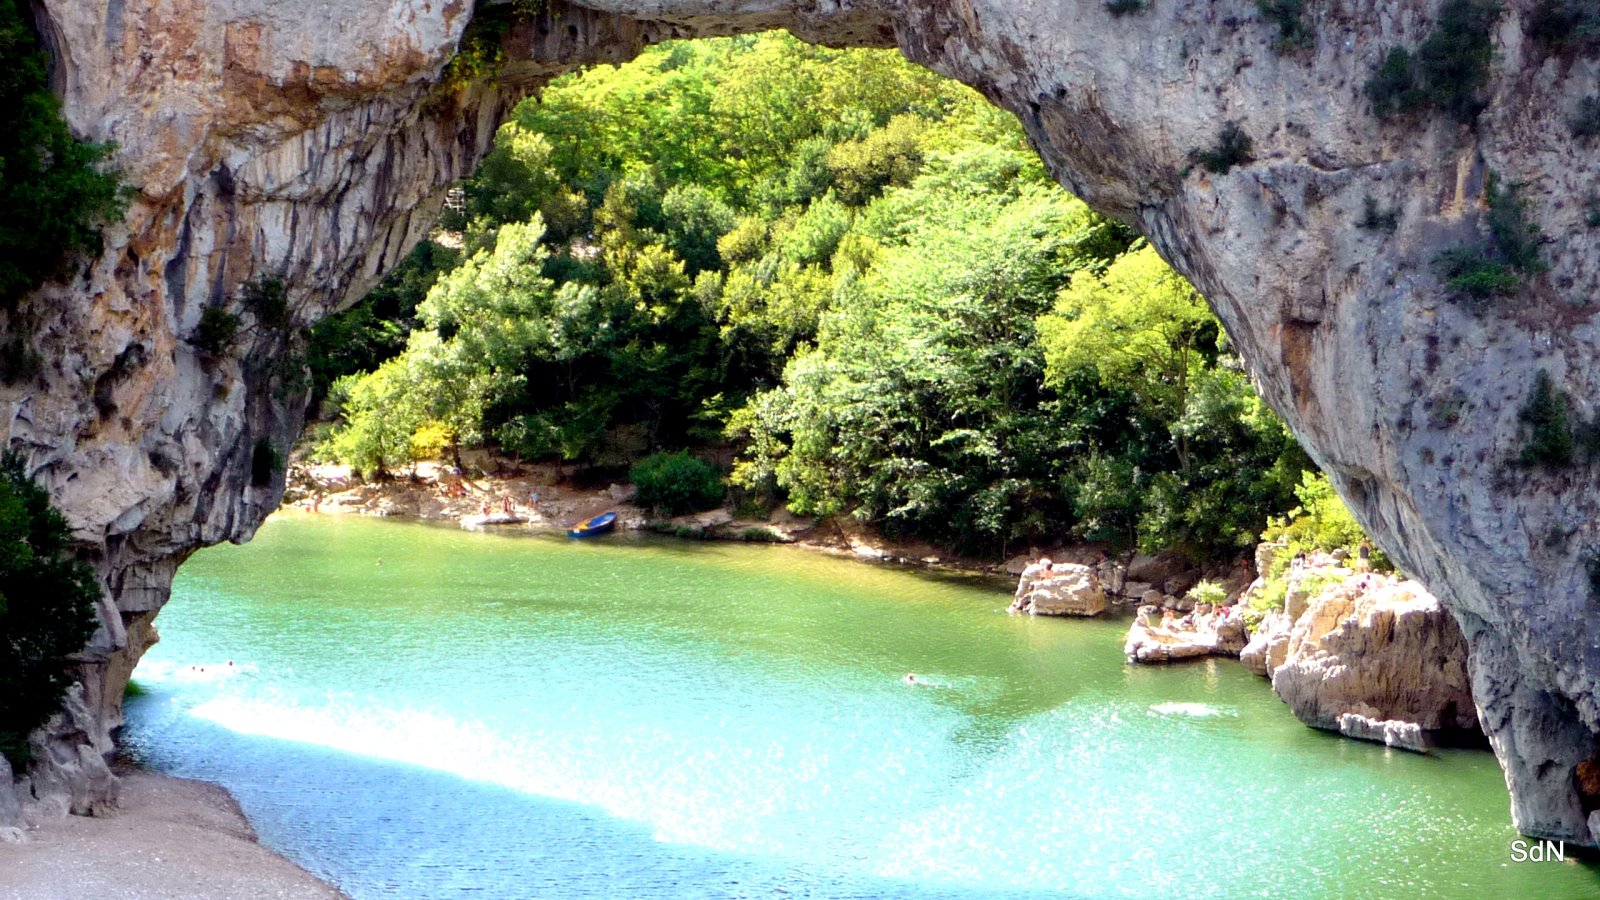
[122, 512, 1599, 898]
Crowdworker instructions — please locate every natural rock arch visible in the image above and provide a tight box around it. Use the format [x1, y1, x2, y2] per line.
[10, 0, 1600, 843]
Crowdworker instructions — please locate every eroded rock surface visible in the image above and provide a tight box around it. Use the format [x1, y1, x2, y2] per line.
[1011, 562, 1107, 617]
[1271, 577, 1479, 751]
[7, 0, 1600, 841]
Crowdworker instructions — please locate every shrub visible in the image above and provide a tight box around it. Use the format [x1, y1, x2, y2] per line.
[738, 527, 784, 543]
[1258, 0, 1314, 51]
[1434, 250, 1520, 299]
[1587, 194, 1600, 228]
[630, 452, 725, 516]
[1261, 471, 1368, 556]
[1186, 579, 1227, 606]
[1105, 0, 1146, 15]
[1526, 0, 1600, 54]
[0, 0, 126, 307]
[0, 451, 101, 766]
[0, 336, 41, 385]
[193, 306, 242, 355]
[1365, 0, 1500, 123]
[240, 276, 289, 328]
[1519, 370, 1574, 467]
[1192, 121, 1254, 174]
[1357, 195, 1399, 232]
[1434, 173, 1543, 301]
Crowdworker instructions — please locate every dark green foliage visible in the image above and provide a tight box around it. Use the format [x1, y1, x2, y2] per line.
[250, 439, 282, 487]
[0, 0, 126, 307]
[1365, 48, 1423, 117]
[1105, 0, 1146, 17]
[1365, 0, 1501, 122]
[0, 451, 101, 766]
[1526, 0, 1600, 54]
[1586, 550, 1600, 597]
[0, 336, 41, 385]
[1571, 95, 1600, 137]
[193, 307, 242, 355]
[1434, 173, 1543, 300]
[439, 5, 516, 87]
[1192, 122, 1253, 174]
[1257, 0, 1314, 51]
[1520, 370, 1575, 467]
[630, 452, 725, 516]
[1357, 195, 1399, 232]
[1586, 194, 1600, 228]
[1435, 250, 1519, 298]
[1483, 175, 1544, 273]
[240, 276, 289, 329]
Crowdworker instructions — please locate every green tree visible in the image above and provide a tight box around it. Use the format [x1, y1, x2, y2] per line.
[0, 0, 125, 306]
[0, 452, 101, 765]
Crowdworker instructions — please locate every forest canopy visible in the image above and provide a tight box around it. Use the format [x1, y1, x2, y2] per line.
[309, 32, 1319, 559]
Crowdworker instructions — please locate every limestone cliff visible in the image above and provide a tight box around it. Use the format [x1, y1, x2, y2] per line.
[7, 0, 1600, 843]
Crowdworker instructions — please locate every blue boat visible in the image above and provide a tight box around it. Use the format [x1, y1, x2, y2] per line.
[567, 511, 617, 539]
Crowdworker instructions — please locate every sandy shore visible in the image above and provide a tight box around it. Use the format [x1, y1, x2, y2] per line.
[0, 769, 345, 900]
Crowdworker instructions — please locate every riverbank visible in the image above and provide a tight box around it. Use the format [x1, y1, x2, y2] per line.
[283, 457, 1250, 594]
[284, 458, 1085, 580]
[0, 765, 345, 899]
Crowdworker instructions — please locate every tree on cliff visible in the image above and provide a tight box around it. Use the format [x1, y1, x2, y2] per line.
[0, 0, 124, 307]
[0, 452, 100, 766]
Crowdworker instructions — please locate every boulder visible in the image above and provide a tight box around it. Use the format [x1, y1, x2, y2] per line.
[1270, 578, 1478, 746]
[1011, 563, 1107, 617]
[1239, 609, 1292, 678]
[1124, 611, 1247, 664]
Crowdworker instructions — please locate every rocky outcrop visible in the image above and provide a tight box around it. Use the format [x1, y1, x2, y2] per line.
[1239, 609, 1292, 678]
[1270, 578, 1479, 751]
[8, 0, 1600, 841]
[1124, 607, 1248, 664]
[1010, 562, 1107, 617]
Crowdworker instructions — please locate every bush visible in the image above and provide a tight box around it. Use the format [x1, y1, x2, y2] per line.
[1435, 250, 1520, 299]
[1186, 579, 1227, 606]
[1261, 471, 1368, 556]
[1192, 122, 1253, 174]
[0, 0, 126, 307]
[630, 451, 725, 516]
[193, 307, 242, 355]
[1258, 0, 1314, 52]
[0, 451, 101, 766]
[1519, 370, 1574, 467]
[1105, 0, 1146, 15]
[1526, 0, 1600, 55]
[1357, 195, 1399, 233]
[240, 276, 289, 328]
[1365, 0, 1500, 123]
[1433, 173, 1543, 301]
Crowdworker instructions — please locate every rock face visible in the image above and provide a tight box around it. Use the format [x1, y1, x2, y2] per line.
[1124, 610, 1248, 664]
[8, 0, 1600, 842]
[1270, 578, 1479, 751]
[1011, 562, 1107, 617]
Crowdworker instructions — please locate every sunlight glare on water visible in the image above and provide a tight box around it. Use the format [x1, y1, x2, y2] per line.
[122, 513, 1600, 899]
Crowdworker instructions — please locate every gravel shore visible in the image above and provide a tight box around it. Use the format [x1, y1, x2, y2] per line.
[1, 769, 345, 900]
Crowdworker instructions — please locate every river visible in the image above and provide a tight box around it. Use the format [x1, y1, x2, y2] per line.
[121, 512, 1598, 898]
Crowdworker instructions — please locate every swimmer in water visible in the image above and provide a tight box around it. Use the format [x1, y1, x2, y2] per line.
[904, 673, 917, 686]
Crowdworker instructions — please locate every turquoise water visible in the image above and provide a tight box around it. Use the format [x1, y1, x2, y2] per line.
[123, 513, 1599, 898]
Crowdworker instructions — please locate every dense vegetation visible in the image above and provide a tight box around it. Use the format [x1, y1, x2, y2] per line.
[313, 34, 1318, 559]
[0, 0, 124, 308]
[0, 453, 101, 766]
